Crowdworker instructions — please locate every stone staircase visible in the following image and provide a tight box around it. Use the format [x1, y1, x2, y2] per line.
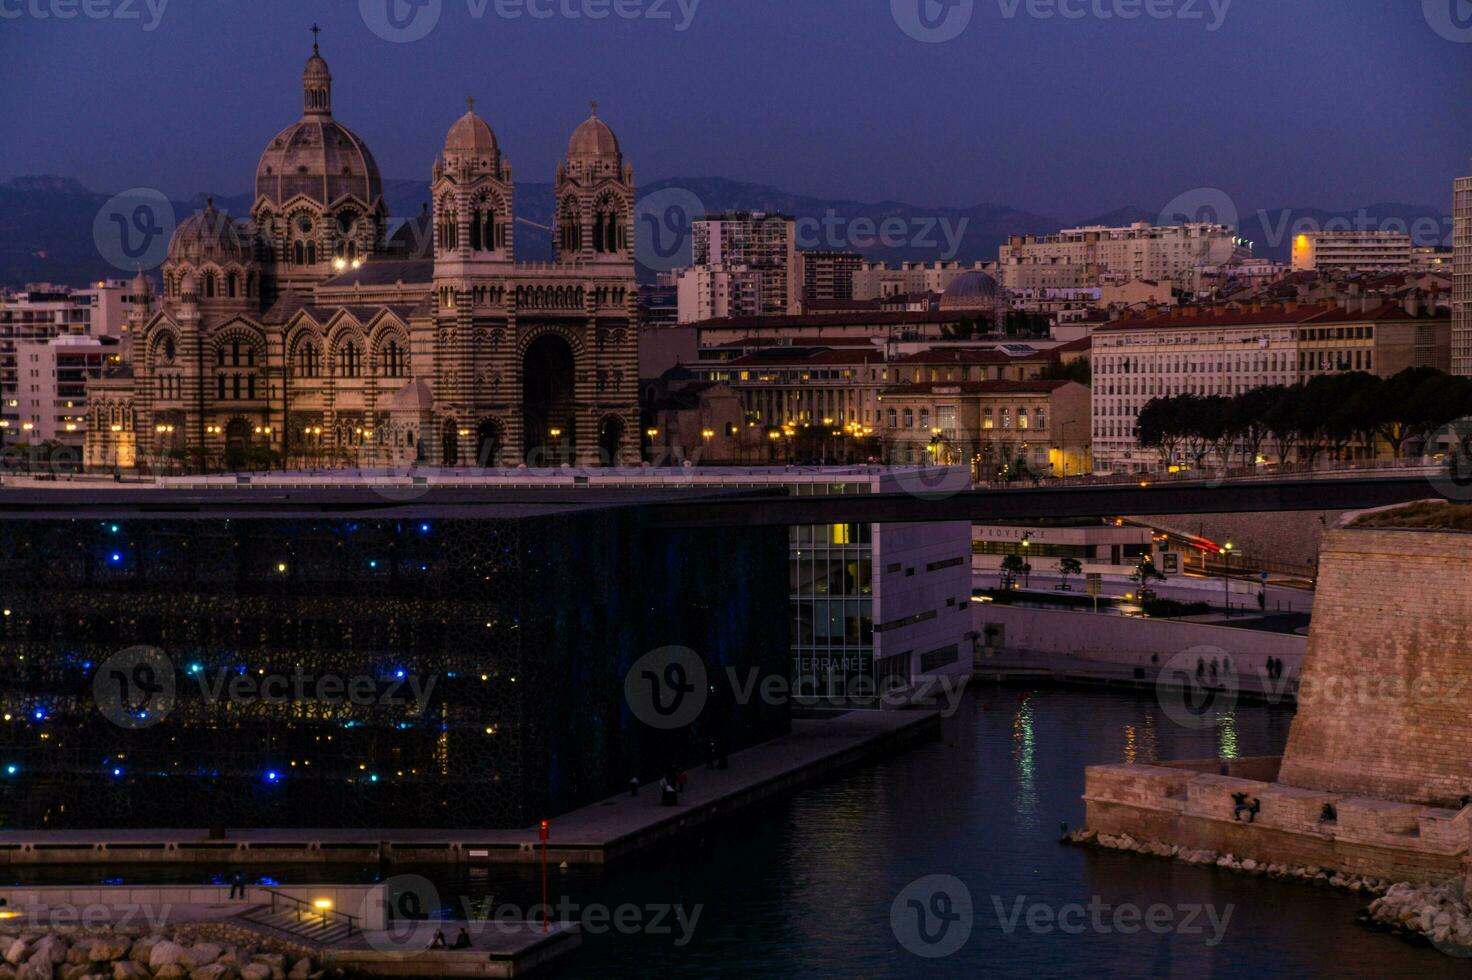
[237, 905, 357, 947]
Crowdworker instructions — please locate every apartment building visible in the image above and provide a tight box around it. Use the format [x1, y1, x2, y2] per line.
[1291, 231, 1413, 273]
[0, 281, 145, 441]
[1090, 298, 1451, 473]
[799, 250, 865, 305]
[9, 335, 119, 447]
[999, 222, 1238, 294]
[1455, 164, 1472, 375]
[676, 212, 801, 322]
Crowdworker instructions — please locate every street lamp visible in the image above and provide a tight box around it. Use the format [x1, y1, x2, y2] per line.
[1222, 541, 1234, 617]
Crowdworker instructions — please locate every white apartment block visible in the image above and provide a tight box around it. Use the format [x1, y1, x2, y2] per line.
[10, 335, 118, 447]
[676, 263, 764, 323]
[1291, 230, 1413, 273]
[999, 222, 1238, 294]
[1454, 166, 1472, 376]
[682, 212, 800, 319]
[1089, 299, 1450, 473]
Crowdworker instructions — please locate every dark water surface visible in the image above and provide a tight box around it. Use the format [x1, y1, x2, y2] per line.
[8, 686, 1466, 977]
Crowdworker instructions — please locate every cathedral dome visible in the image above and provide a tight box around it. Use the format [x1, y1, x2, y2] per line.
[444, 103, 499, 159]
[167, 201, 252, 266]
[567, 105, 621, 161]
[253, 38, 384, 210]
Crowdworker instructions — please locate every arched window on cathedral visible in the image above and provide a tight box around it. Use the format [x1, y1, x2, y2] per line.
[340, 342, 362, 378]
[227, 272, 238, 298]
[297, 343, 321, 379]
[204, 272, 216, 298]
[382, 340, 405, 378]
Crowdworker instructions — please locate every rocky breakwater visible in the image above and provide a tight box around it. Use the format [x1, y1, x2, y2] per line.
[0, 931, 346, 980]
[1363, 880, 1472, 955]
[1063, 828, 1393, 894]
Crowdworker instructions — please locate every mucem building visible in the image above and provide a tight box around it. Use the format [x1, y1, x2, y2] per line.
[0, 489, 789, 829]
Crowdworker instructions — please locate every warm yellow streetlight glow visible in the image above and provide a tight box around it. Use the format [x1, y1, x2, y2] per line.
[312, 899, 333, 910]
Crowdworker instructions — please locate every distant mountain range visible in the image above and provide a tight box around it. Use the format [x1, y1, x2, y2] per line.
[0, 173, 1452, 288]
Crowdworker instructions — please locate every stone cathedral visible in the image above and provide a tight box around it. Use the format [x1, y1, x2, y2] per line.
[87, 35, 639, 471]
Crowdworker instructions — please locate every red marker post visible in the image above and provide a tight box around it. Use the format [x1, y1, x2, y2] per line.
[538, 819, 550, 932]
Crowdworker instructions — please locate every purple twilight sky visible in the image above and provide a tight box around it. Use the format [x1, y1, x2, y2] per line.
[1, 0, 1469, 219]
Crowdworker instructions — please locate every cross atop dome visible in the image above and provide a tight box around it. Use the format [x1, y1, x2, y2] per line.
[589, 100, 598, 117]
[310, 23, 321, 53]
[467, 96, 476, 113]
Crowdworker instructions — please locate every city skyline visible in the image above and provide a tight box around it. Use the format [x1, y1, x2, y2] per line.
[1, 1, 1468, 220]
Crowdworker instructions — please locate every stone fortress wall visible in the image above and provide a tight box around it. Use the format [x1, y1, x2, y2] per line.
[1081, 520, 1472, 886]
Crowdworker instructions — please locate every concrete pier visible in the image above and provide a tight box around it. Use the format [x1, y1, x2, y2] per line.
[0, 709, 940, 867]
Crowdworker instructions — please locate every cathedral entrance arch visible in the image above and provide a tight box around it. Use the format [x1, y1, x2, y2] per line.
[224, 418, 252, 471]
[442, 420, 460, 466]
[522, 333, 576, 462]
[598, 415, 625, 466]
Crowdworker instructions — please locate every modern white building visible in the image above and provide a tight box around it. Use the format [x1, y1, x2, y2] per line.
[999, 222, 1238, 294]
[1454, 164, 1472, 376]
[0, 280, 145, 442]
[1291, 230, 1413, 273]
[10, 335, 119, 447]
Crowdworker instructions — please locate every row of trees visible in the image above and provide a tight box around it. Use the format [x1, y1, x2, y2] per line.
[1135, 368, 1472, 468]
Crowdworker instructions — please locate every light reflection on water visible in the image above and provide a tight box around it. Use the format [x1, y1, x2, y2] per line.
[6, 686, 1469, 978]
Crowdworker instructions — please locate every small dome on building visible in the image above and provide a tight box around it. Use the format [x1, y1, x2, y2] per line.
[940, 270, 1006, 311]
[167, 201, 252, 266]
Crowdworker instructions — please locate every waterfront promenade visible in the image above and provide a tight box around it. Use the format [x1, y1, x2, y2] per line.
[0, 710, 940, 867]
